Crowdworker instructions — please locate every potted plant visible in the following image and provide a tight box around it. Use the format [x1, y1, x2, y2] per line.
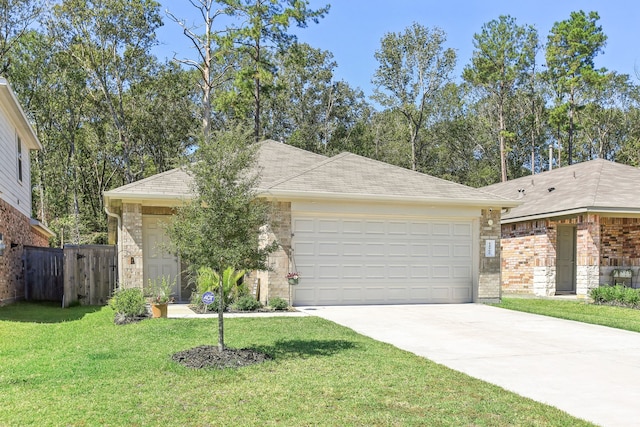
[286, 272, 300, 285]
[146, 275, 175, 318]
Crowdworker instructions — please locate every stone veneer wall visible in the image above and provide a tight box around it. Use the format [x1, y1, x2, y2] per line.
[256, 201, 291, 304]
[0, 197, 49, 303]
[477, 208, 502, 302]
[120, 202, 143, 288]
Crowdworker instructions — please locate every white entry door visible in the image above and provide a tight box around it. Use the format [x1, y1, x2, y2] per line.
[142, 216, 180, 299]
[291, 214, 474, 305]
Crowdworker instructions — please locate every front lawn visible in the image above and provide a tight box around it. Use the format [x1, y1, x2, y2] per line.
[1, 302, 592, 426]
[495, 297, 640, 332]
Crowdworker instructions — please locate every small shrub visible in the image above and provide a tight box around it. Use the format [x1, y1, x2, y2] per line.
[590, 284, 640, 308]
[232, 295, 262, 311]
[108, 288, 147, 319]
[268, 297, 289, 311]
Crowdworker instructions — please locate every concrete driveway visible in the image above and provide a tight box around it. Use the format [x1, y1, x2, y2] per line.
[302, 303, 640, 427]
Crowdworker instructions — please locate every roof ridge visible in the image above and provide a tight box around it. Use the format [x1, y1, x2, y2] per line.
[262, 152, 349, 190]
[338, 151, 484, 192]
[106, 165, 189, 193]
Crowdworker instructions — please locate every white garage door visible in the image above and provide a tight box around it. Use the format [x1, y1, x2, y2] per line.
[292, 215, 474, 305]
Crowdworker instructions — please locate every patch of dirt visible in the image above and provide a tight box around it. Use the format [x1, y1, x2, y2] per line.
[113, 313, 149, 325]
[172, 345, 271, 369]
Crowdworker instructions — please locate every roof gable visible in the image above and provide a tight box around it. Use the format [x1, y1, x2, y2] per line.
[105, 140, 515, 207]
[0, 78, 40, 150]
[482, 159, 640, 221]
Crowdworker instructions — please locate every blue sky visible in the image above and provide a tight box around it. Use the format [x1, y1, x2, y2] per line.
[155, 1, 640, 98]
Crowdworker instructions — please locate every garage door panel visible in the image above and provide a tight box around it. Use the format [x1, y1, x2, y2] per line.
[453, 266, 472, 278]
[294, 241, 316, 256]
[454, 223, 472, 237]
[453, 244, 472, 257]
[432, 244, 450, 257]
[342, 264, 365, 278]
[365, 243, 385, 256]
[432, 223, 451, 235]
[389, 243, 409, 257]
[318, 241, 340, 256]
[365, 221, 385, 234]
[318, 219, 340, 233]
[388, 221, 408, 235]
[411, 266, 430, 278]
[292, 215, 474, 305]
[317, 264, 340, 279]
[293, 218, 315, 232]
[365, 265, 386, 278]
[432, 265, 451, 278]
[388, 265, 409, 278]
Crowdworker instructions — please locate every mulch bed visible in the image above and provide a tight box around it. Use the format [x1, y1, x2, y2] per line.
[171, 345, 271, 369]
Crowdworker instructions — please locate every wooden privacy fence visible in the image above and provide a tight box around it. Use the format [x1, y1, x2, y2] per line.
[24, 246, 64, 302]
[63, 245, 117, 307]
[24, 245, 117, 307]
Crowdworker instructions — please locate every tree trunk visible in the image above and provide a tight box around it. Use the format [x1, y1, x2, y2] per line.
[498, 102, 507, 182]
[217, 275, 225, 351]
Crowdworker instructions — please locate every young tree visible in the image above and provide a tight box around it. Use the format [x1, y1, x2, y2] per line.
[165, 127, 277, 351]
[545, 10, 607, 165]
[463, 15, 538, 182]
[372, 23, 456, 171]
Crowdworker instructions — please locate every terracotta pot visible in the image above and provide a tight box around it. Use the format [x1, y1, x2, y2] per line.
[151, 303, 168, 318]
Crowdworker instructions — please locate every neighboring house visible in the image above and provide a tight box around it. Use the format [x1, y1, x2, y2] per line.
[103, 140, 517, 306]
[483, 159, 640, 297]
[0, 78, 54, 304]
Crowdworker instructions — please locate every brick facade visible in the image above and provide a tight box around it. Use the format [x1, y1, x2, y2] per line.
[501, 214, 640, 297]
[0, 197, 49, 303]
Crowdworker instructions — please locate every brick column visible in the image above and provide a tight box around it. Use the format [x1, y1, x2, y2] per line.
[478, 208, 502, 302]
[120, 203, 143, 289]
[576, 214, 600, 296]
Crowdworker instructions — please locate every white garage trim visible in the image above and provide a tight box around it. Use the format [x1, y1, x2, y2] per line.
[291, 205, 478, 305]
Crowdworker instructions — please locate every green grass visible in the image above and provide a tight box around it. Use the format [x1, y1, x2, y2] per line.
[0, 302, 592, 426]
[495, 297, 640, 332]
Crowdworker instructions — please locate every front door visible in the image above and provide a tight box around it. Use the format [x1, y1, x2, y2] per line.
[143, 216, 180, 300]
[556, 225, 576, 294]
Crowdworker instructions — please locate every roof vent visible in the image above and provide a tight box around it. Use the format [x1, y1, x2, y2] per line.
[548, 187, 555, 192]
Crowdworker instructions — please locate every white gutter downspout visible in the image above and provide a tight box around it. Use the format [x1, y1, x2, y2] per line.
[104, 205, 123, 290]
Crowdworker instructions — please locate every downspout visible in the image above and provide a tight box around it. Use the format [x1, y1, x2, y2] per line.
[104, 205, 122, 290]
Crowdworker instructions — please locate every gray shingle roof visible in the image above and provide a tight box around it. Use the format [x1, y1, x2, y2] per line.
[261, 151, 515, 205]
[481, 159, 640, 222]
[105, 139, 515, 207]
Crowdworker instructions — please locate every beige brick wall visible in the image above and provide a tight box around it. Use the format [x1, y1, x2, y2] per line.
[120, 202, 143, 288]
[477, 208, 502, 302]
[260, 201, 292, 303]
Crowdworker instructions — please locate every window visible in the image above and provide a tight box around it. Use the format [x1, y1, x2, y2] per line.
[16, 135, 22, 182]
